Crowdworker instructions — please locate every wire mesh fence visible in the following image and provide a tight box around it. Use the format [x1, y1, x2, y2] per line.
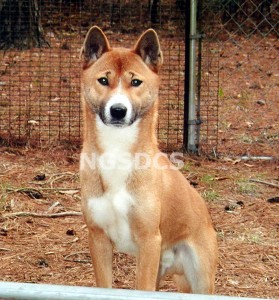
[198, 0, 278, 156]
[0, 0, 278, 156]
[0, 0, 186, 150]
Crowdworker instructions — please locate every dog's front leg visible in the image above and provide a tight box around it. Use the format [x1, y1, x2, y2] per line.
[88, 227, 113, 288]
[136, 234, 162, 291]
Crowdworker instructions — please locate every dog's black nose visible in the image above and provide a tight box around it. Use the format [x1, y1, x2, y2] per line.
[110, 103, 127, 120]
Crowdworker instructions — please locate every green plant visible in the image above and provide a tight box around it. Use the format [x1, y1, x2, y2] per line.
[236, 179, 257, 195]
[238, 134, 254, 144]
[201, 174, 215, 187]
[181, 162, 192, 173]
[217, 230, 225, 240]
[203, 189, 219, 202]
[218, 87, 224, 98]
[0, 182, 12, 211]
[247, 232, 263, 244]
[239, 229, 264, 245]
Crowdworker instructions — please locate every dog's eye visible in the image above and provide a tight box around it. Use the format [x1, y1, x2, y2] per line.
[98, 77, 109, 86]
[131, 79, 142, 87]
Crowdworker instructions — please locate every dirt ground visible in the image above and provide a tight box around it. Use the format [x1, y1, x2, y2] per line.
[217, 34, 279, 158]
[0, 11, 279, 298]
[0, 146, 278, 298]
[0, 0, 278, 297]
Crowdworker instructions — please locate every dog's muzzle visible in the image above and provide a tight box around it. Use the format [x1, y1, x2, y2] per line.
[100, 95, 136, 128]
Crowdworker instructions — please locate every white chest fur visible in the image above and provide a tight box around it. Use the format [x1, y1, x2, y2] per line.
[88, 188, 137, 254]
[88, 117, 139, 255]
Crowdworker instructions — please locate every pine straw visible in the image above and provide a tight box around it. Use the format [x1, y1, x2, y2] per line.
[212, 197, 279, 298]
[0, 149, 278, 298]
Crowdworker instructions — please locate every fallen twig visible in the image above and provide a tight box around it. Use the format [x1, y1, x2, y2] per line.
[7, 187, 79, 192]
[47, 201, 61, 213]
[49, 172, 78, 188]
[6, 187, 43, 199]
[6, 187, 79, 200]
[2, 211, 82, 219]
[249, 178, 279, 189]
[0, 248, 10, 252]
[64, 251, 91, 263]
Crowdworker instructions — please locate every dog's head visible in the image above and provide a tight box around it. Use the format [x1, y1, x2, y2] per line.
[81, 26, 163, 128]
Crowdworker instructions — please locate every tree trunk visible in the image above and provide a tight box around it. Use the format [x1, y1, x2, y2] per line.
[0, 0, 48, 49]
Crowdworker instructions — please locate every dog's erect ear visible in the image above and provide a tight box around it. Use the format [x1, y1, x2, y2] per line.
[81, 26, 110, 65]
[133, 29, 163, 72]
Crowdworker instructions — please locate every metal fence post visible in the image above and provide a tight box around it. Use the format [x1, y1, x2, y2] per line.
[183, 0, 198, 153]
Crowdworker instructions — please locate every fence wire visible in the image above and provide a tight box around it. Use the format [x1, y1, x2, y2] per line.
[0, 0, 185, 150]
[0, 0, 278, 156]
[198, 0, 278, 156]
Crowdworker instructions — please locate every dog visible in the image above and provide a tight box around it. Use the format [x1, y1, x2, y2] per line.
[80, 26, 218, 294]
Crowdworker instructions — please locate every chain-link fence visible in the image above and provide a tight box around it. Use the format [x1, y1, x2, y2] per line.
[0, 0, 186, 150]
[198, 0, 278, 156]
[0, 0, 278, 156]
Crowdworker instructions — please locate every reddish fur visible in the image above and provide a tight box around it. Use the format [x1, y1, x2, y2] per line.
[80, 26, 217, 293]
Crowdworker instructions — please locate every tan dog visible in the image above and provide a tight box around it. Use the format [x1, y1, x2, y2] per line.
[80, 26, 217, 294]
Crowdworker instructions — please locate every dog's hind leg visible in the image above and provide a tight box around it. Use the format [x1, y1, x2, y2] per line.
[173, 274, 191, 293]
[175, 240, 216, 294]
